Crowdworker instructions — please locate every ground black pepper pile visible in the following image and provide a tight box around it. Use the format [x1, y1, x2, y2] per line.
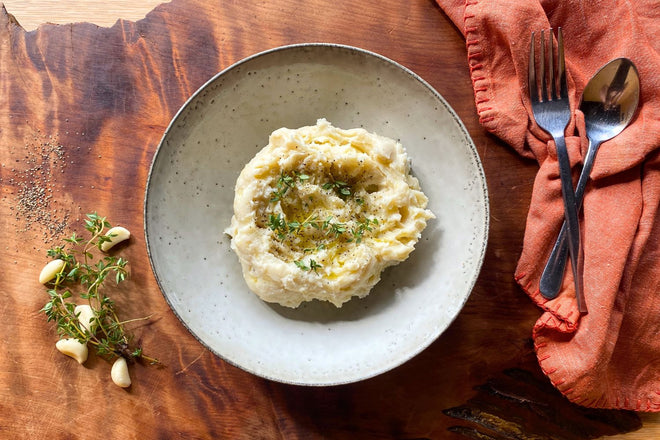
[2, 131, 71, 243]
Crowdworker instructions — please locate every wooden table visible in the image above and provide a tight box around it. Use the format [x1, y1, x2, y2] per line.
[1, 1, 657, 438]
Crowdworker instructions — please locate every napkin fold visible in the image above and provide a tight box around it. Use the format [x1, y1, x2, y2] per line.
[436, 0, 660, 411]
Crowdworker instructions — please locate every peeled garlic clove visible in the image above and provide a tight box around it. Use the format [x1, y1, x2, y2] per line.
[55, 338, 88, 364]
[39, 259, 65, 284]
[101, 226, 130, 252]
[74, 304, 96, 333]
[111, 357, 131, 388]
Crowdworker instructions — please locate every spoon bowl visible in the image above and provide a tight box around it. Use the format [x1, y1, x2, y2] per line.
[581, 58, 640, 146]
[539, 57, 640, 299]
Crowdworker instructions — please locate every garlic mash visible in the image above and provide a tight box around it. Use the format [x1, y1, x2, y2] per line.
[226, 119, 434, 308]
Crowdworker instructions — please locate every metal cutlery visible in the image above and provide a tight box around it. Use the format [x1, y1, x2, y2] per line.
[528, 28, 586, 313]
[539, 58, 640, 299]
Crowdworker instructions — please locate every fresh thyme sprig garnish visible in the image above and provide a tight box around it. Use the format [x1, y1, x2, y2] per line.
[270, 171, 309, 202]
[267, 213, 289, 239]
[271, 172, 358, 203]
[268, 213, 347, 240]
[322, 179, 352, 199]
[324, 218, 347, 236]
[322, 179, 365, 204]
[41, 213, 159, 367]
[268, 213, 324, 239]
[294, 259, 322, 273]
[349, 218, 379, 244]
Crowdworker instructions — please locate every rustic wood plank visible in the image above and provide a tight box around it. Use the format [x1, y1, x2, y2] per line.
[2, 0, 164, 30]
[0, 0, 657, 438]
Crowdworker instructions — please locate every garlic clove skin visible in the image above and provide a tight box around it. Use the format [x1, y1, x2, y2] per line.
[55, 338, 89, 364]
[74, 304, 96, 333]
[100, 226, 130, 252]
[111, 357, 132, 388]
[39, 259, 65, 284]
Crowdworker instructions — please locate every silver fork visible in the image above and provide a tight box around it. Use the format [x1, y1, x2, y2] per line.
[528, 28, 586, 313]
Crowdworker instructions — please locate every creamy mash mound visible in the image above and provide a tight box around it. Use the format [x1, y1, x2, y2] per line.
[225, 119, 434, 308]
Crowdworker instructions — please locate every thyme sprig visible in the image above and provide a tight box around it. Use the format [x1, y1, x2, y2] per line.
[271, 172, 359, 202]
[270, 171, 309, 202]
[268, 213, 347, 240]
[294, 259, 322, 273]
[349, 218, 379, 244]
[42, 213, 159, 365]
[322, 180, 352, 199]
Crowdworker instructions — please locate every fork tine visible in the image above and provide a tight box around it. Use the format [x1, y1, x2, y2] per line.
[528, 31, 538, 103]
[558, 27, 568, 99]
[548, 28, 556, 100]
[540, 30, 546, 102]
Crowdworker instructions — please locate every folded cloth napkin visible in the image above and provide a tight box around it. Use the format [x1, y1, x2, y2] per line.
[435, 0, 660, 411]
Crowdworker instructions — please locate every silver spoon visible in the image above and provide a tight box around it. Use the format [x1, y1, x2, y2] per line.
[540, 57, 640, 299]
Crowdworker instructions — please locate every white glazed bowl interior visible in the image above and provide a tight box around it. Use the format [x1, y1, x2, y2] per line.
[144, 43, 489, 385]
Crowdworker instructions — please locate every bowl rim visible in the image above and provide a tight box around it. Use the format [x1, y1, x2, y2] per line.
[143, 42, 490, 385]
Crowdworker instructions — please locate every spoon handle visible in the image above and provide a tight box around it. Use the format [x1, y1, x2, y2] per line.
[539, 139, 601, 299]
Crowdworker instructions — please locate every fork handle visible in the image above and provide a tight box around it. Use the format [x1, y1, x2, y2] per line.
[539, 139, 600, 301]
[553, 136, 586, 312]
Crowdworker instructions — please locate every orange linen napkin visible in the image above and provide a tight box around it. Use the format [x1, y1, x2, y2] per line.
[435, 0, 660, 411]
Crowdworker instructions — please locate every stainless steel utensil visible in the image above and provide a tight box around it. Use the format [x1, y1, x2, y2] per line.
[528, 28, 585, 313]
[539, 58, 640, 299]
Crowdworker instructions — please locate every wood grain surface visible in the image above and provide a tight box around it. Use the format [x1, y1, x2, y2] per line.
[2, 0, 164, 30]
[0, 0, 658, 438]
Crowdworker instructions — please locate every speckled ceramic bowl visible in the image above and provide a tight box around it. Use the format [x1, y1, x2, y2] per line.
[144, 43, 488, 385]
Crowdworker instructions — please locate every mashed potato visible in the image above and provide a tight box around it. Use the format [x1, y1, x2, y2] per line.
[225, 119, 434, 308]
